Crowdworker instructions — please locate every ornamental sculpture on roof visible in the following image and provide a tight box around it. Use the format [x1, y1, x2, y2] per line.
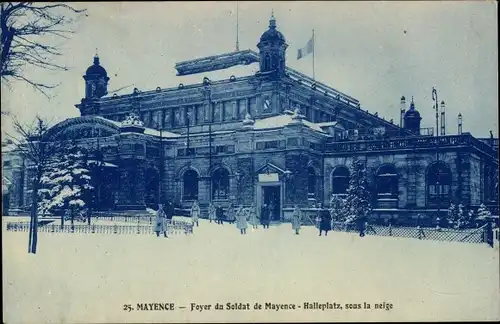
[121, 112, 144, 127]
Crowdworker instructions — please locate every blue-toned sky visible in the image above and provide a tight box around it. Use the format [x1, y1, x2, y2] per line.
[1, 1, 497, 137]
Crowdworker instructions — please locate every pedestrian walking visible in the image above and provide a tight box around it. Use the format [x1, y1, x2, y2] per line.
[357, 215, 367, 237]
[315, 203, 322, 229]
[208, 202, 216, 223]
[226, 203, 236, 224]
[319, 207, 332, 236]
[247, 203, 258, 229]
[291, 204, 302, 235]
[260, 203, 270, 229]
[190, 200, 201, 227]
[216, 204, 224, 225]
[154, 204, 168, 238]
[236, 205, 248, 234]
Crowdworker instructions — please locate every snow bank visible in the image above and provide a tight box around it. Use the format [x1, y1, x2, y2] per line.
[2, 219, 499, 323]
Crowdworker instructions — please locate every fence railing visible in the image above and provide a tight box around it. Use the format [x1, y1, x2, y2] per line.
[5, 220, 194, 236]
[324, 133, 497, 157]
[329, 222, 490, 245]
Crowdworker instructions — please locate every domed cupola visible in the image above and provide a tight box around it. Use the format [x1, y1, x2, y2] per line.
[257, 11, 288, 75]
[404, 97, 422, 135]
[83, 54, 110, 99]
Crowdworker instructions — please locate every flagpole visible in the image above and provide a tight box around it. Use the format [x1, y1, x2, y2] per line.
[312, 29, 315, 81]
[236, 1, 240, 51]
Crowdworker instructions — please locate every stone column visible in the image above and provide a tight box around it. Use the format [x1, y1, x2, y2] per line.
[459, 152, 471, 206]
[198, 176, 210, 204]
[405, 153, 418, 208]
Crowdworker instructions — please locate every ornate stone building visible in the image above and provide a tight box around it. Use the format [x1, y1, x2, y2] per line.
[3, 14, 498, 223]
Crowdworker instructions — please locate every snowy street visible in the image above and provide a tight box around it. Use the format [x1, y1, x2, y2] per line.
[3, 218, 499, 323]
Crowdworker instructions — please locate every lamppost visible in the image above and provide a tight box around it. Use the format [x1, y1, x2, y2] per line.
[457, 113, 463, 135]
[155, 120, 163, 205]
[432, 87, 441, 225]
[235, 171, 242, 205]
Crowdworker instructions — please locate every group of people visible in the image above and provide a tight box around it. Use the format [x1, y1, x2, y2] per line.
[155, 200, 367, 237]
[206, 202, 262, 234]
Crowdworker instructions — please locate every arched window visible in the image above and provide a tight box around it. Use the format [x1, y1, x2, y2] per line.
[427, 162, 452, 206]
[307, 167, 316, 198]
[332, 166, 350, 195]
[183, 170, 199, 201]
[376, 165, 398, 197]
[212, 168, 229, 200]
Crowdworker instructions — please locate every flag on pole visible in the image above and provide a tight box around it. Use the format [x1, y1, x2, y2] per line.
[297, 37, 314, 60]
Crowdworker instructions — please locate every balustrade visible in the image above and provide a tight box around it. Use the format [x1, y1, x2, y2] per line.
[324, 134, 497, 157]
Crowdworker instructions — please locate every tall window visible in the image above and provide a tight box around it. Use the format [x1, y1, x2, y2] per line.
[183, 170, 199, 200]
[332, 166, 350, 195]
[427, 162, 452, 206]
[264, 54, 270, 70]
[212, 168, 229, 200]
[376, 165, 398, 197]
[308, 167, 316, 198]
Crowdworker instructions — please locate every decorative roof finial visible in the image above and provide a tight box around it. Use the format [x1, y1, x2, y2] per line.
[94, 48, 100, 65]
[269, 10, 276, 29]
[409, 96, 415, 110]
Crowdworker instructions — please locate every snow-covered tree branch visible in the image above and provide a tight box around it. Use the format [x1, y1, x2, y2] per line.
[4, 114, 69, 254]
[343, 159, 372, 224]
[1, 2, 87, 98]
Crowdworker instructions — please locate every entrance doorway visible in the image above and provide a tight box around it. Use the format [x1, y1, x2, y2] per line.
[262, 185, 281, 221]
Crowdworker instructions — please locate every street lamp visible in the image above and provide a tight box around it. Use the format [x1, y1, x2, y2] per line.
[432, 87, 442, 224]
[457, 113, 463, 135]
[432, 87, 439, 138]
[440, 100, 446, 136]
[400, 96, 406, 135]
[155, 120, 164, 205]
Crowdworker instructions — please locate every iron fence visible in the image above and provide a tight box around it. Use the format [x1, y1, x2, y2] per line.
[330, 222, 490, 245]
[5, 220, 194, 236]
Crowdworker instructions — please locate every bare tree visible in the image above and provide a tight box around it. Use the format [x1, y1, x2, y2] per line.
[5, 115, 65, 254]
[1, 2, 86, 97]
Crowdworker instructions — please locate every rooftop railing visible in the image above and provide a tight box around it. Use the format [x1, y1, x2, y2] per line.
[324, 133, 498, 158]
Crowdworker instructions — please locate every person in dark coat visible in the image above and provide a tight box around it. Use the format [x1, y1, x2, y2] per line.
[165, 201, 175, 221]
[260, 204, 270, 229]
[216, 204, 224, 225]
[319, 208, 332, 236]
[357, 215, 367, 237]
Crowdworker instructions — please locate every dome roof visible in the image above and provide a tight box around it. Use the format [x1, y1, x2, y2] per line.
[259, 13, 285, 43]
[404, 99, 421, 119]
[85, 55, 107, 76]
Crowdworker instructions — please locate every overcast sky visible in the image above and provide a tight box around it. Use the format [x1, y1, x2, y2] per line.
[1, 1, 498, 138]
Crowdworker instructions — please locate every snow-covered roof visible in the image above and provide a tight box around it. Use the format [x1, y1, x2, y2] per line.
[188, 130, 235, 137]
[253, 114, 325, 133]
[316, 121, 342, 128]
[94, 116, 122, 127]
[143, 128, 181, 138]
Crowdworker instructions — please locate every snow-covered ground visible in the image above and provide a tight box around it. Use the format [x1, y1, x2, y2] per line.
[3, 218, 499, 323]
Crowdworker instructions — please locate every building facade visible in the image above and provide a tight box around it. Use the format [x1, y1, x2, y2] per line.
[3, 14, 499, 223]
